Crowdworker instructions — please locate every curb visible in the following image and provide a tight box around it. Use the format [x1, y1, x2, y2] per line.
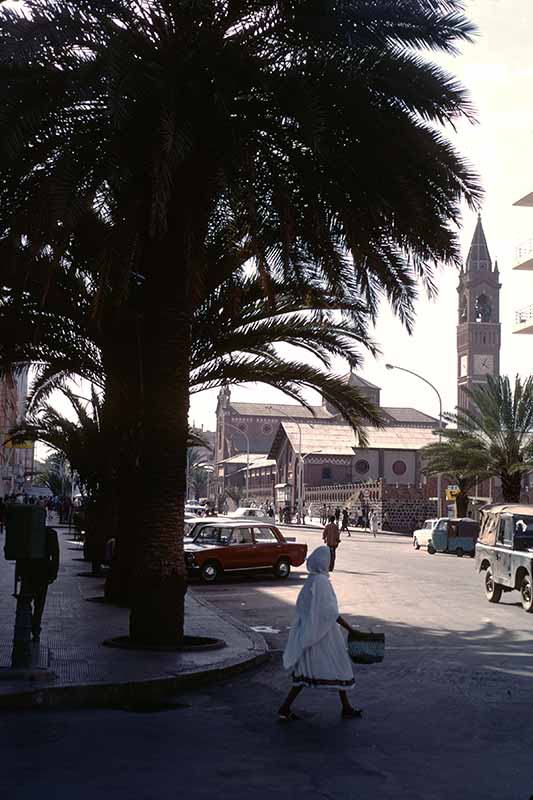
[0, 597, 269, 710]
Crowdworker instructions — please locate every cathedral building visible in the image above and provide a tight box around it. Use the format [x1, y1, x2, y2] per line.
[457, 215, 501, 411]
[214, 375, 440, 510]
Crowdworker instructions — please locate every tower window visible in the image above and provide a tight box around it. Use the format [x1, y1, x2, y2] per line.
[475, 294, 492, 323]
[459, 295, 467, 322]
[321, 467, 332, 481]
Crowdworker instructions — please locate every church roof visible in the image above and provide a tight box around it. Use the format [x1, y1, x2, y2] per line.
[227, 400, 437, 427]
[338, 373, 380, 390]
[466, 215, 492, 272]
[228, 402, 333, 420]
[268, 421, 438, 459]
[381, 407, 439, 426]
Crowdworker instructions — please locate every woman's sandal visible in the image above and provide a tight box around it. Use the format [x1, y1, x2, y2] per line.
[342, 707, 363, 719]
[278, 710, 301, 721]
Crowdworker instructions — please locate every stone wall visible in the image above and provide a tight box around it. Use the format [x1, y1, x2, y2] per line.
[306, 479, 437, 532]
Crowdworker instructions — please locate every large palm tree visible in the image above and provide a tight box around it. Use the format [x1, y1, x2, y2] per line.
[0, 1, 481, 643]
[444, 376, 533, 503]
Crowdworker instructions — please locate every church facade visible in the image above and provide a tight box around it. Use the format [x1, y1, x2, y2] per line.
[214, 374, 440, 511]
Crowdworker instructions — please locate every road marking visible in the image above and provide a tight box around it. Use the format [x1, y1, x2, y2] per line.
[250, 626, 281, 634]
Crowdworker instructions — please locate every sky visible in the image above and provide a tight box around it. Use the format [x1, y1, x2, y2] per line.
[189, 0, 533, 432]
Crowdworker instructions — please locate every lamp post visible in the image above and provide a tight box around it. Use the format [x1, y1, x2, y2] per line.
[225, 423, 250, 503]
[300, 450, 323, 524]
[267, 406, 303, 523]
[385, 363, 444, 517]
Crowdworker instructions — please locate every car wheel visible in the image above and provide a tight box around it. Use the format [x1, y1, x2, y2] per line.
[456, 548, 464, 558]
[413, 538, 420, 550]
[485, 568, 502, 603]
[520, 574, 533, 613]
[200, 561, 221, 584]
[274, 558, 291, 579]
[427, 544, 436, 555]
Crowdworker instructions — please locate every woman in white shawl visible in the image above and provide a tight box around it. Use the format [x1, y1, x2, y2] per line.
[278, 546, 361, 720]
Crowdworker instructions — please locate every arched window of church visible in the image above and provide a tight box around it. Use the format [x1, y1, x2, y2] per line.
[459, 295, 467, 322]
[475, 294, 491, 323]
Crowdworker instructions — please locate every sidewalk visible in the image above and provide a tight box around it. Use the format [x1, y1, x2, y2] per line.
[0, 527, 268, 709]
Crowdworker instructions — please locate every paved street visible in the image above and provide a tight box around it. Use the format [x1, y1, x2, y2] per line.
[2, 527, 533, 800]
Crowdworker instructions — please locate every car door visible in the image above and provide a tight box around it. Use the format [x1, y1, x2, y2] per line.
[252, 526, 281, 567]
[224, 527, 257, 571]
[495, 515, 513, 585]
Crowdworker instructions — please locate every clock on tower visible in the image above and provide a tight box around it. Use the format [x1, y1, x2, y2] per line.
[457, 215, 501, 411]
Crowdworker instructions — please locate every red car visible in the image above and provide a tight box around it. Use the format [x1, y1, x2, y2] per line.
[184, 521, 307, 583]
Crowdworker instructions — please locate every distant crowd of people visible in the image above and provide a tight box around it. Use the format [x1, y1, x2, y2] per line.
[0, 494, 76, 529]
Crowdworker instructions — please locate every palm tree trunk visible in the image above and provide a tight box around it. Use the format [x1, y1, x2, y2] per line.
[501, 470, 522, 503]
[128, 268, 191, 645]
[455, 491, 469, 518]
[102, 320, 143, 605]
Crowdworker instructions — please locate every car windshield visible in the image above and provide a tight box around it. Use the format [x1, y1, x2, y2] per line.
[435, 519, 448, 531]
[193, 526, 232, 545]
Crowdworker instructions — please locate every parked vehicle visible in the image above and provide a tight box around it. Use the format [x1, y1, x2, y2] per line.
[227, 507, 271, 521]
[184, 516, 232, 542]
[475, 504, 533, 612]
[185, 501, 207, 516]
[184, 521, 307, 583]
[427, 517, 479, 557]
[412, 518, 439, 550]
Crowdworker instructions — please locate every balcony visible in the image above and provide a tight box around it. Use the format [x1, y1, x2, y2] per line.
[514, 304, 533, 334]
[513, 239, 533, 271]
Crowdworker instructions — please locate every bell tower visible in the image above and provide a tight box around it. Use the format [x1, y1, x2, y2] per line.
[457, 215, 501, 411]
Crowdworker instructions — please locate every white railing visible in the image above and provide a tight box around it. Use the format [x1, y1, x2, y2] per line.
[516, 239, 533, 264]
[515, 304, 533, 325]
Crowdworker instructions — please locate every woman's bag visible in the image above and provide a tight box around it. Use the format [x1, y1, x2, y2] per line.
[348, 630, 385, 664]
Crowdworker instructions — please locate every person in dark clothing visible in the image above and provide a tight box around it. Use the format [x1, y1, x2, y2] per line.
[322, 516, 340, 571]
[341, 508, 350, 536]
[334, 507, 341, 525]
[16, 527, 60, 641]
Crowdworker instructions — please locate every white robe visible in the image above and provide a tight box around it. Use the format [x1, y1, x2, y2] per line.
[283, 547, 354, 690]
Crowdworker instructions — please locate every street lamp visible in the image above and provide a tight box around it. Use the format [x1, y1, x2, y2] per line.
[385, 363, 444, 517]
[300, 450, 323, 524]
[224, 422, 250, 503]
[267, 406, 303, 523]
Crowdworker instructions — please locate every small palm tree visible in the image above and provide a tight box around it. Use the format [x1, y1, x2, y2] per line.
[444, 376, 533, 503]
[422, 436, 490, 516]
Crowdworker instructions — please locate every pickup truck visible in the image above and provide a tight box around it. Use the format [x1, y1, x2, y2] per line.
[475, 504, 533, 613]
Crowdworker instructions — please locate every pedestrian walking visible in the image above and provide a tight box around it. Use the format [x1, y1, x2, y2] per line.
[320, 504, 327, 525]
[15, 526, 60, 641]
[382, 511, 390, 531]
[322, 515, 340, 571]
[334, 506, 341, 525]
[340, 508, 350, 536]
[278, 546, 361, 721]
[370, 510, 379, 538]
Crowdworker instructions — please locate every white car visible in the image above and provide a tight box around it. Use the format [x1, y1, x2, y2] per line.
[412, 518, 442, 550]
[227, 507, 272, 522]
[185, 502, 207, 516]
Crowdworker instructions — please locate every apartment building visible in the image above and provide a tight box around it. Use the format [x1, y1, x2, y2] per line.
[513, 191, 533, 334]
